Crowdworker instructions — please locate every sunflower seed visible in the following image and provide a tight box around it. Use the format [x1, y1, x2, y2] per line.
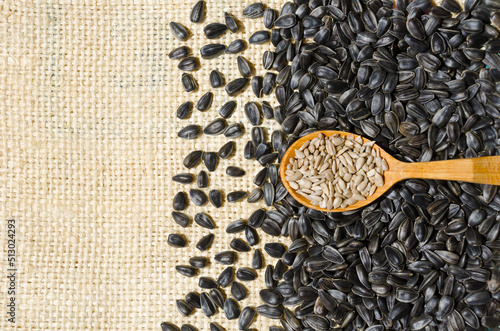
[251, 76, 263, 98]
[244, 102, 261, 125]
[204, 118, 227, 136]
[188, 256, 207, 269]
[161, 322, 180, 331]
[173, 191, 187, 210]
[178, 125, 201, 140]
[200, 292, 217, 317]
[167, 234, 186, 248]
[225, 78, 249, 96]
[237, 267, 257, 281]
[256, 305, 283, 319]
[189, 189, 207, 206]
[172, 211, 191, 228]
[224, 298, 240, 320]
[218, 141, 234, 159]
[215, 251, 236, 265]
[172, 173, 194, 184]
[244, 141, 255, 160]
[219, 101, 237, 118]
[225, 12, 239, 33]
[203, 152, 218, 171]
[181, 74, 197, 93]
[237, 56, 253, 78]
[177, 101, 193, 119]
[178, 57, 199, 71]
[245, 226, 259, 246]
[227, 191, 247, 203]
[238, 306, 255, 330]
[176, 265, 197, 277]
[176, 300, 193, 316]
[209, 70, 224, 88]
[226, 166, 245, 177]
[169, 46, 189, 60]
[226, 220, 246, 234]
[249, 30, 271, 44]
[264, 243, 286, 259]
[190, 0, 205, 23]
[230, 238, 250, 252]
[263, 8, 278, 28]
[185, 292, 201, 309]
[252, 249, 264, 269]
[200, 44, 226, 59]
[194, 212, 215, 229]
[195, 92, 213, 112]
[247, 188, 263, 203]
[209, 323, 223, 331]
[204, 23, 227, 39]
[170, 22, 189, 41]
[196, 233, 214, 251]
[243, 3, 265, 18]
[208, 189, 222, 208]
[226, 39, 246, 54]
[218, 266, 234, 287]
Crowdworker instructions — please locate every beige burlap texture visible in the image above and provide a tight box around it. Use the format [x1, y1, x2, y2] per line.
[0, 0, 290, 329]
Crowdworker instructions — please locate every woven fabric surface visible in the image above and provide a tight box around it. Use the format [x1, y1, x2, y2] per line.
[1, 0, 288, 329]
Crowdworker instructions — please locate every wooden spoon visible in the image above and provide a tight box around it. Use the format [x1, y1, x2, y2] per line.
[280, 130, 500, 213]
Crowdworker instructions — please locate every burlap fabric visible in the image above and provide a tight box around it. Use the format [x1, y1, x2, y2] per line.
[0, 0, 291, 329]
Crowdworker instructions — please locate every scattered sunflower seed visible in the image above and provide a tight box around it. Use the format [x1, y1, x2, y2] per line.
[170, 22, 189, 41]
[196, 233, 214, 251]
[218, 141, 234, 159]
[226, 39, 246, 54]
[227, 191, 247, 202]
[208, 189, 223, 208]
[225, 12, 239, 33]
[209, 70, 225, 88]
[181, 73, 197, 92]
[176, 101, 192, 119]
[194, 212, 215, 229]
[190, 0, 205, 23]
[178, 57, 199, 71]
[204, 23, 227, 39]
[226, 166, 245, 177]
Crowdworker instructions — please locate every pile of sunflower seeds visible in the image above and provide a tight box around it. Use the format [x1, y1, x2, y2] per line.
[285, 132, 388, 209]
[164, 0, 500, 330]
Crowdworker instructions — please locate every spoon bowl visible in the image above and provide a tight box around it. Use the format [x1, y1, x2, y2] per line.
[280, 130, 500, 213]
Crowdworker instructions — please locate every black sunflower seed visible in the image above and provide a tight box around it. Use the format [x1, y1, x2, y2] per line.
[189, 189, 207, 206]
[263, 8, 278, 29]
[178, 57, 199, 71]
[199, 276, 218, 289]
[230, 238, 251, 252]
[173, 191, 187, 211]
[169, 46, 189, 60]
[194, 212, 215, 229]
[204, 23, 227, 39]
[218, 141, 234, 159]
[226, 220, 246, 234]
[189, 256, 207, 269]
[238, 306, 255, 330]
[170, 22, 189, 41]
[224, 298, 240, 320]
[172, 211, 191, 228]
[244, 102, 261, 126]
[245, 226, 259, 246]
[219, 101, 237, 118]
[209, 288, 224, 309]
[252, 249, 264, 269]
[251, 76, 263, 98]
[236, 267, 257, 281]
[178, 124, 201, 140]
[176, 300, 193, 316]
[263, 182, 275, 206]
[244, 141, 255, 159]
[195, 92, 213, 112]
[196, 233, 214, 251]
[181, 73, 197, 92]
[243, 3, 265, 18]
[261, 219, 281, 236]
[177, 101, 193, 119]
[237, 56, 253, 78]
[218, 266, 234, 287]
[161, 322, 180, 331]
[172, 173, 194, 184]
[209, 323, 223, 331]
[215, 251, 236, 265]
[226, 166, 245, 177]
[249, 208, 266, 228]
[275, 13, 297, 28]
[226, 39, 246, 54]
[225, 78, 249, 96]
[225, 12, 239, 33]
[200, 44, 226, 59]
[167, 234, 186, 248]
[256, 305, 283, 319]
[200, 292, 217, 317]
[190, 0, 205, 23]
[208, 189, 222, 208]
[247, 188, 263, 203]
[209, 70, 225, 88]
[249, 30, 271, 44]
[227, 191, 247, 203]
[175, 265, 196, 277]
[264, 243, 286, 259]
[204, 118, 227, 136]
[224, 123, 244, 139]
[203, 152, 218, 171]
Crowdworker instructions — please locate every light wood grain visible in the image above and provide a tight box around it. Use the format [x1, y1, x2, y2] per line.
[280, 130, 500, 213]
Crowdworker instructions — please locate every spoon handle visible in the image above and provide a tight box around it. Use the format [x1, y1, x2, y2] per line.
[400, 156, 500, 185]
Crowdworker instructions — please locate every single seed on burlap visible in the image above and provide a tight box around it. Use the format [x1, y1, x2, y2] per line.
[195, 92, 213, 111]
[190, 0, 205, 23]
[176, 300, 193, 316]
[225, 12, 239, 32]
[226, 220, 246, 233]
[226, 39, 246, 54]
[209, 189, 223, 208]
[189, 256, 207, 269]
[200, 292, 217, 317]
[196, 233, 214, 251]
[204, 23, 227, 39]
[170, 22, 189, 41]
[175, 265, 196, 277]
[232, 281, 248, 301]
[200, 44, 226, 59]
[209, 70, 224, 88]
[218, 266, 234, 287]
[177, 101, 192, 119]
[178, 57, 199, 71]
[194, 212, 215, 229]
[227, 191, 247, 202]
[172, 173, 194, 184]
[190, 189, 207, 206]
[230, 238, 251, 252]
[169, 46, 189, 60]
[243, 3, 265, 18]
[167, 234, 186, 248]
[214, 251, 236, 265]
[181, 74, 197, 93]
[225, 78, 249, 96]
[173, 191, 187, 210]
[172, 211, 191, 228]
[161, 322, 180, 331]
[203, 152, 218, 171]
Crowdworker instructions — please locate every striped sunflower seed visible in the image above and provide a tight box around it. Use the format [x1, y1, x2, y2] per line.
[231, 281, 247, 301]
[196, 233, 214, 251]
[217, 266, 233, 287]
[181, 73, 197, 92]
[218, 141, 234, 159]
[225, 12, 239, 33]
[169, 46, 189, 60]
[226, 39, 246, 54]
[209, 70, 224, 88]
[249, 30, 271, 44]
[214, 251, 236, 265]
[176, 101, 192, 119]
[172, 211, 191, 228]
[219, 101, 237, 118]
[172, 173, 194, 184]
[208, 189, 222, 208]
[226, 166, 245, 177]
[195, 92, 213, 112]
[203, 152, 218, 172]
[178, 57, 199, 71]
[167, 234, 187, 248]
[173, 191, 187, 210]
[200, 44, 226, 59]
[204, 23, 227, 39]
[176, 300, 193, 316]
[190, 0, 205, 23]
[178, 124, 201, 140]
[194, 212, 215, 229]
[225, 78, 249, 96]
[227, 191, 247, 203]
[188, 256, 207, 269]
[170, 22, 189, 41]
[189, 189, 207, 206]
